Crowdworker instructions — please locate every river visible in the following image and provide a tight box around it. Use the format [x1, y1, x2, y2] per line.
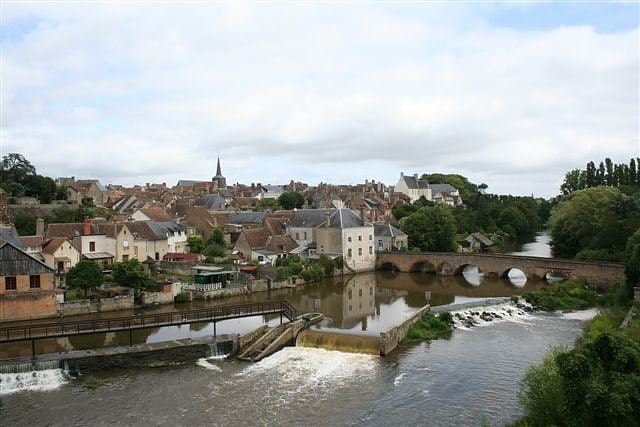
[1, 232, 595, 426]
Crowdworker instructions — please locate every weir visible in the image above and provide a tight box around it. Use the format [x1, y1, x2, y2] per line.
[296, 330, 381, 355]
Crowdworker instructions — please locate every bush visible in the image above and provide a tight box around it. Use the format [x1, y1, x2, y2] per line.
[405, 312, 454, 342]
[522, 278, 600, 311]
[174, 292, 189, 303]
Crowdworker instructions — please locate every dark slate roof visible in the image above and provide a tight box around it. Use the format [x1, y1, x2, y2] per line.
[229, 212, 266, 224]
[127, 221, 166, 241]
[401, 175, 430, 190]
[290, 209, 335, 227]
[0, 226, 24, 250]
[374, 223, 407, 237]
[320, 208, 366, 229]
[430, 183, 458, 195]
[0, 241, 54, 275]
[200, 194, 227, 210]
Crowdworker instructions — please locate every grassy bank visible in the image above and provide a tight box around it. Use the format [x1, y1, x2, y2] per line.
[521, 278, 603, 311]
[404, 312, 454, 342]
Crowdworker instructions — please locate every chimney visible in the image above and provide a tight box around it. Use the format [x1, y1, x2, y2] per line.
[83, 218, 91, 236]
[325, 212, 331, 228]
[36, 218, 45, 236]
[360, 208, 366, 226]
[400, 172, 404, 177]
[414, 173, 418, 181]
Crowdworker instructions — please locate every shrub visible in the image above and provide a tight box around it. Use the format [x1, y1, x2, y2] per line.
[174, 292, 189, 303]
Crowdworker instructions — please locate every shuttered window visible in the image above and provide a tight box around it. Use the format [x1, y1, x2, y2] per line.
[5, 276, 17, 291]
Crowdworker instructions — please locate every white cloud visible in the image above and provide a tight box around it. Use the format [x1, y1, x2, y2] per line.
[1, 3, 637, 198]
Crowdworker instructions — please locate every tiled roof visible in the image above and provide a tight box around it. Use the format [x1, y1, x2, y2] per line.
[242, 228, 270, 249]
[266, 235, 299, 254]
[402, 175, 430, 190]
[44, 223, 85, 240]
[20, 235, 44, 247]
[320, 208, 366, 229]
[138, 207, 173, 222]
[127, 221, 167, 241]
[229, 212, 266, 224]
[41, 238, 70, 255]
[290, 209, 334, 227]
[374, 223, 407, 237]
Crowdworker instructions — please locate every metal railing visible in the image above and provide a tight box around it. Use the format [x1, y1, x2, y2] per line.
[0, 300, 298, 344]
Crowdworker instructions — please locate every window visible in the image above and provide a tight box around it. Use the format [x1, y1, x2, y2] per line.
[89, 241, 96, 252]
[134, 246, 138, 257]
[348, 248, 352, 257]
[358, 235, 362, 241]
[347, 236, 352, 242]
[5, 276, 17, 291]
[303, 231, 307, 240]
[358, 248, 362, 256]
[29, 275, 41, 289]
[155, 252, 160, 260]
[359, 288, 363, 297]
[123, 240, 129, 248]
[369, 246, 373, 255]
[122, 255, 129, 261]
[369, 234, 372, 241]
[295, 232, 300, 240]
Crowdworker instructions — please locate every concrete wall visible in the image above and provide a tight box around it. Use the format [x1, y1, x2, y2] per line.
[0, 290, 57, 321]
[379, 304, 431, 356]
[238, 325, 269, 351]
[141, 290, 174, 305]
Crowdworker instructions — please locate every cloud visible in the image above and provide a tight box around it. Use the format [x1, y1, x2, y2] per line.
[1, 3, 637, 198]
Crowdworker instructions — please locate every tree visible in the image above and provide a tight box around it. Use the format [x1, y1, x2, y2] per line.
[549, 187, 640, 259]
[187, 236, 204, 253]
[278, 191, 305, 210]
[111, 259, 149, 289]
[401, 205, 457, 252]
[625, 227, 640, 284]
[66, 260, 104, 298]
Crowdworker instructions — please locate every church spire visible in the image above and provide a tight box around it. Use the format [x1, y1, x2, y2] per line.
[216, 156, 222, 177]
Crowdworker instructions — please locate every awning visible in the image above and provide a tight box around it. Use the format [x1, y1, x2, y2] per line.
[83, 252, 114, 260]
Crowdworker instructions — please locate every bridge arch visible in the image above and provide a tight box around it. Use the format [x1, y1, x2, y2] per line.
[502, 267, 527, 287]
[408, 260, 436, 274]
[458, 264, 484, 287]
[378, 262, 400, 272]
[436, 262, 455, 275]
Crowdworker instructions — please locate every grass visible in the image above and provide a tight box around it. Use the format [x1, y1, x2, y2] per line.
[404, 312, 454, 342]
[82, 375, 105, 389]
[521, 278, 601, 311]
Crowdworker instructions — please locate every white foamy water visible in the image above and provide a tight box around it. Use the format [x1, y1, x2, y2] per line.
[451, 301, 534, 330]
[560, 308, 599, 321]
[239, 347, 378, 388]
[196, 358, 222, 371]
[0, 369, 68, 395]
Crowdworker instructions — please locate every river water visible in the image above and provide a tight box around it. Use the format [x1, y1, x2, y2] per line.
[1, 232, 594, 426]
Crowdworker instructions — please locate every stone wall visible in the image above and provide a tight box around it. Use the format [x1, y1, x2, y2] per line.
[238, 325, 269, 351]
[379, 304, 431, 356]
[57, 295, 134, 316]
[141, 290, 174, 305]
[0, 290, 57, 321]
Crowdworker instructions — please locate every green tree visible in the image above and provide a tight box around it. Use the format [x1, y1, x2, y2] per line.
[187, 236, 204, 253]
[549, 187, 640, 259]
[625, 227, 640, 284]
[13, 211, 38, 236]
[111, 259, 148, 289]
[401, 205, 457, 252]
[278, 191, 305, 210]
[66, 260, 104, 298]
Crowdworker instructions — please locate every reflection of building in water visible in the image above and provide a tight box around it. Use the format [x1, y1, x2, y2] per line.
[342, 273, 376, 330]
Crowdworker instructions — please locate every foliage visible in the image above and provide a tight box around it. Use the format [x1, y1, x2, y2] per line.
[405, 312, 454, 342]
[82, 375, 105, 389]
[401, 204, 457, 252]
[625, 227, 640, 284]
[187, 236, 204, 253]
[12, 210, 37, 235]
[254, 198, 280, 211]
[518, 279, 640, 427]
[66, 260, 104, 298]
[174, 292, 189, 303]
[111, 259, 150, 289]
[560, 157, 640, 195]
[0, 153, 57, 203]
[278, 191, 305, 210]
[549, 186, 640, 260]
[521, 279, 600, 311]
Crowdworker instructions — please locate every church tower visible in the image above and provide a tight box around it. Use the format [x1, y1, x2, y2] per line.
[212, 156, 227, 190]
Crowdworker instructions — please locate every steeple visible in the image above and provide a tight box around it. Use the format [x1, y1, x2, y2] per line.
[212, 156, 227, 190]
[216, 156, 222, 177]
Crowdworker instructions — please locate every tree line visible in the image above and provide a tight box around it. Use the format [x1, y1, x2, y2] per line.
[561, 157, 640, 195]
[0, 153, 64, 204]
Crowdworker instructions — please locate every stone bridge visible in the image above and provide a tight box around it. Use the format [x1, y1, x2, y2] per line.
[376, 252, 626, 287]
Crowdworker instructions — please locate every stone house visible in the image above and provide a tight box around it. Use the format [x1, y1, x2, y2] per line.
[394, 173, 432, 203]
[45, 220, 115, 270]
[41, 237, 81, 274]
[233, 228, 298, 264]
[0, 241, 57, 321]
[373, 223, 408, 252]
[316, 208, 376, 272]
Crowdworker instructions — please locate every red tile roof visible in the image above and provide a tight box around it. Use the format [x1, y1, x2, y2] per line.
[20, 235, 43, 247]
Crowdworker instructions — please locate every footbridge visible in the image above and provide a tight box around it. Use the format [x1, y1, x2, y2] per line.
[376, 252, 626, 287]
[0, 300, 297, 357]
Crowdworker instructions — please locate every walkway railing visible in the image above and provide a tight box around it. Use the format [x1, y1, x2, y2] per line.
[0, 300, 298, 344]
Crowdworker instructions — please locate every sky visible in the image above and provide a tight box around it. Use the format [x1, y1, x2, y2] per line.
[1, 1, 638, 199]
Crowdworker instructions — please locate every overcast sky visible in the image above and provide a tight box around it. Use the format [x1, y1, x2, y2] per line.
[1, 1, 638, 198]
